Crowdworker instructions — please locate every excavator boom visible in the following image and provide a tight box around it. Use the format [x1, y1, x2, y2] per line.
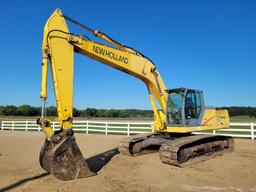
[40, 9, 168, 133]
[38, 9, 168, 180]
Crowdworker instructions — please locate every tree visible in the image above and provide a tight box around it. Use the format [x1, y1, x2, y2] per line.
[73, 108, 81, 117]
[2, 105, 19, 116]
[0, 106, 4, 115]
[119, 110, 130, 118]
[47, 106, 57, 116]
[18, 105, 39, 116]
[81, 108, 98, 117]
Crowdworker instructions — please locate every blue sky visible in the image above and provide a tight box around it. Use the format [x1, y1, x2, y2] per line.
[0, 0, 255, 109]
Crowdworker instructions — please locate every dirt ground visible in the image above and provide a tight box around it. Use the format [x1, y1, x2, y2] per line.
[0, 131, 255, 192]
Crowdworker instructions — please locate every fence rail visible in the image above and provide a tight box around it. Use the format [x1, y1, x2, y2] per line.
[1, 120, 255, 140]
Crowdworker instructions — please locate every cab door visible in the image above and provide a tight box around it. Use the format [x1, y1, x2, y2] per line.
[184, 90, 204, 126]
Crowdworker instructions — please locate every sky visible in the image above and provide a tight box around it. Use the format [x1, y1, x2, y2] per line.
[0, 0, 255, 109]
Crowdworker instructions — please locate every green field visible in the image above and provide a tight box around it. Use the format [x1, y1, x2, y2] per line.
[230, 116, 256, 122]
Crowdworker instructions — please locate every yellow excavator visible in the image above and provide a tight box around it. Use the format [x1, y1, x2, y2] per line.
[37, 9, 234, 181]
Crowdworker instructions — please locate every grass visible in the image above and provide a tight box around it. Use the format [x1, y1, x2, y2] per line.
[0, 116, 38, 121]
[230, 116, 256, 122]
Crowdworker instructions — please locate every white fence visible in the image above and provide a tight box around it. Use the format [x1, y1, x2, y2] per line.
[0, 120, 153, 136]
[194, 122, 255, 140]
[1, 120, 255, 140]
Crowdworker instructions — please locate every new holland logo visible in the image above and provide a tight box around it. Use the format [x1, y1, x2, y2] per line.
[92, 45, 128, 64]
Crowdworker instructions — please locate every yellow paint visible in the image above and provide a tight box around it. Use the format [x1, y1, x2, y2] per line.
[165, 108, 229, 133]
[43, 125, 54, 139]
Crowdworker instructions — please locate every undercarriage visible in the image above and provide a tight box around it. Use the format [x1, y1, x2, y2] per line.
[118, 132, 234, 166]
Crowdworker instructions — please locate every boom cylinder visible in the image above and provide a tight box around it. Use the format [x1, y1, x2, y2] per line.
[40, 54, 48, 100]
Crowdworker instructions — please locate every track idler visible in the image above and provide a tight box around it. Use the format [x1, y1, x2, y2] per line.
[39, 130, 95, 181]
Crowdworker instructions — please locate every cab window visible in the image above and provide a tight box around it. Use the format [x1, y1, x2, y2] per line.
[185, 91, 201, 119]
[195, 92, 202, 116]
[166, 91, 184, 125]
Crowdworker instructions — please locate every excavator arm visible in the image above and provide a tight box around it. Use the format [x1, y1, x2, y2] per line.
[39, 9, 168, 139]
[38, 9, 168, 180]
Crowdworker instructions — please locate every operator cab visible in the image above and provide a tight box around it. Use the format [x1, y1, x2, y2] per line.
[166, 88, 205, 126]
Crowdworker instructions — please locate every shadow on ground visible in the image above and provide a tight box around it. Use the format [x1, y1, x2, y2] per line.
[0, 172, 50, 192]
[0, 148, 119, 191]
[87, 147, 120, 173]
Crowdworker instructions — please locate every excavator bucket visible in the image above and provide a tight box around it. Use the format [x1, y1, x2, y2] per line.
[39, 131, 95, 180]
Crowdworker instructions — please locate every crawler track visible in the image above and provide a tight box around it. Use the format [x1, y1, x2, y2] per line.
[159, 134, 234, 167]
[118, 132, 164, 156]
[119, 133, 234, 167]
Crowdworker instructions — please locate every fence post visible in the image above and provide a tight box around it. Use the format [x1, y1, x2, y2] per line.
[1, 121, 3, 130]
[105, 122, 108, 135]
[12, 121, 14, 131]
[52, 122, 55, 131]
[25, 121, 28, 131]
[38, 124, 40, 132]
[127, 122, 130, 136]
[213, 130, 216, 134]
[86, 121, 89, 134]
[251, 122, 254, 140]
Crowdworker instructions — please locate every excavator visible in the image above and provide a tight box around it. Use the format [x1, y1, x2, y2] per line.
[37, 9, 234, 181]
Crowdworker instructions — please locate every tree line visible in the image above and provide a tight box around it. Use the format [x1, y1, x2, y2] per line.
[0, 105, 255, 118]
[219, 106, 256, 118]
[0, 105, 153, 118]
